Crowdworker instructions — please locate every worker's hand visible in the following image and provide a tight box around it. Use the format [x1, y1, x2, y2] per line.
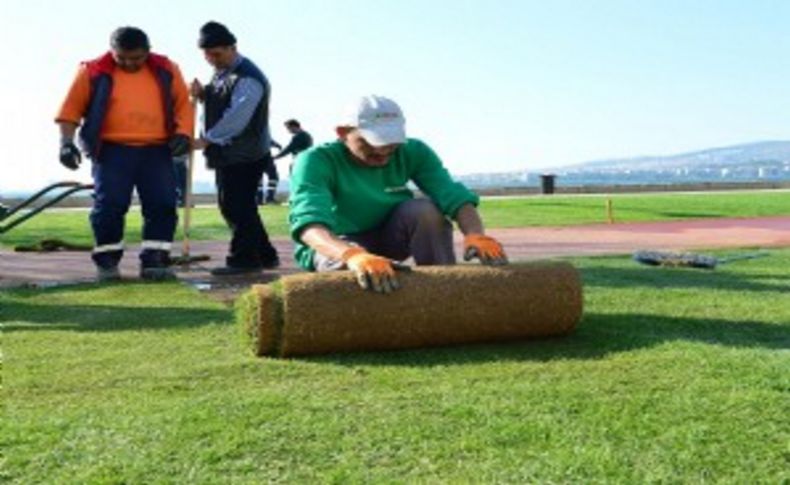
[463, 234, 508, 265]
[192, 138, 209, 151]
[168, 134, 191, 157]
[59, 141, 81, 171]
[190, 79, 204, 101]
[342, 247, 401, 294]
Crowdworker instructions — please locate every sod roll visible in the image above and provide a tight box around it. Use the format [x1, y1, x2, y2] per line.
[238, 262, 583, 357]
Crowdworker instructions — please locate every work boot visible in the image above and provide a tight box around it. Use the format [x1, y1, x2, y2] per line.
[140, 266, 177, 281]
[97, 266, 121, 282]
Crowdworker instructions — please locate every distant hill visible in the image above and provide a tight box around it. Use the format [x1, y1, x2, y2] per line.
[3, 141, 789, 198]
[455, 140, 790, 188]
[558, 140, 790, 172]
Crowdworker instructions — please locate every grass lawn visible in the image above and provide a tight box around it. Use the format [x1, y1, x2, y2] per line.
[1, 190, 788, 249]
[2, 249, 788, 483]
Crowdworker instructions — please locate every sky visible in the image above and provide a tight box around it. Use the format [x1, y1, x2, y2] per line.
[1, 0, 789, 193]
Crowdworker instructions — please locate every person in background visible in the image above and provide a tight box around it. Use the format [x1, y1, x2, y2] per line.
[191, 21, 279, 275]
[258, 119, 312, 205]
[288, 95, 507, 294]
[55, 26, 193, 282]
[273, 118, 314, 176]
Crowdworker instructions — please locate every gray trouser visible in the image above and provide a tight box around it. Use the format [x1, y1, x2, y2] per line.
[314, 198, 456, 272]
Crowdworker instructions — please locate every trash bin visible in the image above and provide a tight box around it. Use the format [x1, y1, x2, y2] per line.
[540, 174, 556, 195]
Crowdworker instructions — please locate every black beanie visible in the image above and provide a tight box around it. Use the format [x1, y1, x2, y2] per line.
[198, 21, 237, 48]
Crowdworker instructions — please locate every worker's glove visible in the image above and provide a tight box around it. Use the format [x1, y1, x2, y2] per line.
[168, 134, 191, 157]
[463, 234, 508, 266]
[59, 141, 81, 171]
[342, 247, 402, 294]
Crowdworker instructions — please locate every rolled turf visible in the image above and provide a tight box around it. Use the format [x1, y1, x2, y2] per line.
[237, 262, 583, 357]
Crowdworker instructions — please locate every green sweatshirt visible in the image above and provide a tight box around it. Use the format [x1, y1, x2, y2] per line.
[288, 138, 479, 270]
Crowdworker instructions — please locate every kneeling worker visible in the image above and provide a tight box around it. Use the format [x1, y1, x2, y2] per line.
[288, 95, 507, 293]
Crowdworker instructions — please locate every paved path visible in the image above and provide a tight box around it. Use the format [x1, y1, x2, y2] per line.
[1, 216, 788, 290]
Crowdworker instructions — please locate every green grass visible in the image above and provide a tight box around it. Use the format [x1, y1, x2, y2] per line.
[481, 190, 790, 228]
[2, 249, 788, 483]
[0, 205, 289, 249]
[1, 190, 788, 248]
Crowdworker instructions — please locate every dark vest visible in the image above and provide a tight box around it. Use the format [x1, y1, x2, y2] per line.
[203, 57, 271, 169]
[78, 52, 175, 159]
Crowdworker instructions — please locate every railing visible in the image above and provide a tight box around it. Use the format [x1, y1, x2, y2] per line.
[0, 181, 94, 234]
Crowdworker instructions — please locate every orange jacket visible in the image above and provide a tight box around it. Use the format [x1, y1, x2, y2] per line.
[56, 52, 193, 156]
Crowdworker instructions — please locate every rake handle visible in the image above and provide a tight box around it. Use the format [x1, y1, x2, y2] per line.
[181, 98, 198, 258]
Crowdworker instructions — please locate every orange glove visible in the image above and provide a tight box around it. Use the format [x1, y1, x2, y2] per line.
[463, 234, 508, 265]
[341, 247, 401, 293]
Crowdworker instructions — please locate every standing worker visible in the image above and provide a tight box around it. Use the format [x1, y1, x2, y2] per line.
[262, 119, 312, 204]
[274, 118, 313, 175]
[288, 95, 507, 294]
[191, 21, 279, 275]
[55, 26, 193, 282]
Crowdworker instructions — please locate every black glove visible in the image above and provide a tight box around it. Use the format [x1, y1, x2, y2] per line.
[59, 141, 81, 171]
[168, 134, 191, 157]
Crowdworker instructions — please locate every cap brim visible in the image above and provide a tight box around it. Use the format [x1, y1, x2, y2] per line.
[357, 123, 406, 147]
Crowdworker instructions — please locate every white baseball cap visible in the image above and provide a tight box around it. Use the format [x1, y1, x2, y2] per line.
[342, 95, 406, 147]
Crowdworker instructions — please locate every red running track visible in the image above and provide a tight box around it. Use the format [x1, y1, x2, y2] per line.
[1, 216, 787, 289]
